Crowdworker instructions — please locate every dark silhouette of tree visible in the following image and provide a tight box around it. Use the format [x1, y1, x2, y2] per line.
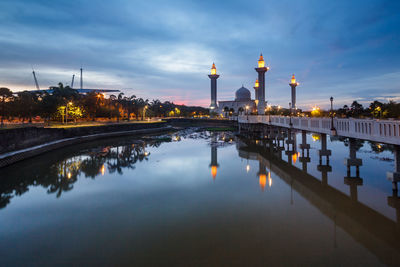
[0, 87, 13, 127]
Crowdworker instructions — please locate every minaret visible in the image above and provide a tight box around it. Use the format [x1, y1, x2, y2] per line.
[255, 54, 269, 114]
[253, 79, 259, 107]
[257, 161, 268, 191]
[289, 74, 299, 110]
[209, 132, 219, 180]
[208, 63, 219, 111]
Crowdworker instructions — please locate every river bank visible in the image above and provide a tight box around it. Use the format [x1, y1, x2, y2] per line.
[0, 118, 235, 168]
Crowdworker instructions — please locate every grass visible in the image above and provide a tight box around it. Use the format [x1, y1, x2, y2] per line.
[47, 120, 164, 129]
[205, 127, 236, 132]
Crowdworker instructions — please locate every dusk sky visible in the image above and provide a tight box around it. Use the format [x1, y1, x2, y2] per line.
[0, 0, 399, 109]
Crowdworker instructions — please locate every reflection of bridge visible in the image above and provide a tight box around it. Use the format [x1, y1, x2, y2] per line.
[236, 137, 400, 266]
[237, 115, 400, 145]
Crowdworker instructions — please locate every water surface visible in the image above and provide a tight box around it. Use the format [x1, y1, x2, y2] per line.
[0, 129, 399, 266]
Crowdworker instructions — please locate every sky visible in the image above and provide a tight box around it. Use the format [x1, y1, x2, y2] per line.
[0, 0, 399, 110]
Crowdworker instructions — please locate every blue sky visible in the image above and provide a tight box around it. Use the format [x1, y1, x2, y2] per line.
[0, 0, 399, 109]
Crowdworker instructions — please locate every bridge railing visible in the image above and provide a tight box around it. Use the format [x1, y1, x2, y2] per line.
[238, 115, 400, 145]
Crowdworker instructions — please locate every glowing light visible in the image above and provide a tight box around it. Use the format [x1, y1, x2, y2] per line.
[246, 164, 250, 172]
[311, 106, 321, 117]
[100, 164, 105, 175]
[211, 165, 218, 179]
[291, 74, 296, 84]
[259, 174, 267, 191]
[144, 152, 149, 156]
[292, 152, 298, 164]
[254, 79, 259, 88]
[312, 134, 320, 142]
[67, 172, 71, 179]
[258, 54, 265, 68]
[211, 63, 217, 75]
[268, 172, 272, 188]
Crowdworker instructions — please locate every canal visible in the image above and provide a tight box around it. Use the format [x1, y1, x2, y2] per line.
[0, 129, 399, 266]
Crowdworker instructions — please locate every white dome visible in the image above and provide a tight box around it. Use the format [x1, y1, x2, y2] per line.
[235, 86, 251, 101]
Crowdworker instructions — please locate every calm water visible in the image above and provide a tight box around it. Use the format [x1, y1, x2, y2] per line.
[0, 129, 399, 266]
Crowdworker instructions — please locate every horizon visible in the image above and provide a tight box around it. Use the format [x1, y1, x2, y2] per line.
[0, 0, 399, 109]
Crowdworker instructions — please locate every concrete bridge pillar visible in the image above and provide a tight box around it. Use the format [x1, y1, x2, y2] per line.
[318, 164, 332, 186]
[344, 138, 363, 178]
[318, 133, 331, 165]
[299, 131, 311, 172]
[285, 130, 297, 165]
[344, 138, 363, 201]
[387, 190, 400, 227]
[387, 146, 400, 193]
[344, 177, 363, 201]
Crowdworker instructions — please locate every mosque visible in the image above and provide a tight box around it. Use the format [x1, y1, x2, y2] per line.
[217, 85, 256, 115]
[208, 54, 299, 116]
[208, 63, 260, 116]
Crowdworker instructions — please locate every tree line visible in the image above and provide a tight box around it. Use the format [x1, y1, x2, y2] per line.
[0, 84, 208, 126]
[335, 100, 400, 119]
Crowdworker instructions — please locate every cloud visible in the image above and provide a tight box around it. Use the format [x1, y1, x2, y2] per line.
[0, 0, 399, 108]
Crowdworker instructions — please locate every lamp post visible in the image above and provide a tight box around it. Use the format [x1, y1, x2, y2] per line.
[65, 101, 72, 124]
[246, 105, 249, 120]
[330, 96, 337, 135]
[267, 105, 272, 123]
[289, 102, 293, 127]
[330, 97, 334, 130]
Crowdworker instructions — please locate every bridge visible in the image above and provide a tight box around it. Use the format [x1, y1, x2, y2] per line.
[236, 138, 400, 266]
[235, 115, 400, 146]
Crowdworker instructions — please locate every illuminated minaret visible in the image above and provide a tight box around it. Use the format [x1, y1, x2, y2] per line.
[257, 160, 268, 191]
[255, 54, 269, 114]
[209, 132, 219, 180]
[289, 74, 299, 110]
[208, 63, 219, 111]
[253, 79, 259, 107]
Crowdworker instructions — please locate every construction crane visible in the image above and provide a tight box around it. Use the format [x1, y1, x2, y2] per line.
[80, 67, 83, 90]
[32, 69, 40, 90]
[71, 74, 75, 88]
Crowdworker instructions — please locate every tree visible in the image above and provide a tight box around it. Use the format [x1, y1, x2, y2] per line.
[350, 101, 363, 117]
[0, 87, 13, 127]
[16, 91, 39, 123]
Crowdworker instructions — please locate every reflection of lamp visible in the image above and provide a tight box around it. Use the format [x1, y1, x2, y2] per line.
[100, 164, 105, 175]
[210, 133, 219, 180]
[259, 174, 267, 191]
[268, 172, 272, 188]
[246, 159, 250, 173]
[211, 165, 218, 179]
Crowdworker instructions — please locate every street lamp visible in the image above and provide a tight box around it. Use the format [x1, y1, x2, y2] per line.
[143, 105, 148, 120]
[245, 105, 249, 120]
[330, 96, 336, 134]
[289, 102, 293, 127]
[65, 101, 73, 124]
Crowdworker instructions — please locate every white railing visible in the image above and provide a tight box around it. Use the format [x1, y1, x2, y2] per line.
[238, 115, 400, 145]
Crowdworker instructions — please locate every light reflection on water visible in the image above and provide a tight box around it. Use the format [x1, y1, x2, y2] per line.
[0, 129, 399, 266]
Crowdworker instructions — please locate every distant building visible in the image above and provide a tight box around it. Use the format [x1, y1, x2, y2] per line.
[217, 86, 256, 116]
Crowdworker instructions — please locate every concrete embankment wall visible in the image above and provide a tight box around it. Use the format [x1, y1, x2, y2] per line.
[0, 118, 236, 168]
[0, 122, 167, 154]
[0, 125, 172, 168]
